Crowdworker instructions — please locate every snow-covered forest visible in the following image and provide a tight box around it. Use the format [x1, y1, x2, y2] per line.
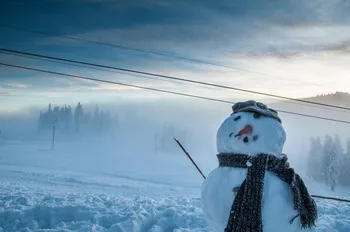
[307, 135, 350, 190]
[36, 102, 192, 154]
[38, 103, 113, 134]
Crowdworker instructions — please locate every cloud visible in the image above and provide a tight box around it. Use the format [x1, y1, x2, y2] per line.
[226, 23, 350, 59]
[321, 39, 350, 53]
[36, 0, 350, 64]
[0, 87, 13, 96]
[4, 82, 31, 88]
[2, 0, 350, 112]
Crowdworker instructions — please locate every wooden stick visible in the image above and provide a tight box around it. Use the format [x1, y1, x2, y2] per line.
[174, 138, 206, 179]
[311, 194, 350, 203]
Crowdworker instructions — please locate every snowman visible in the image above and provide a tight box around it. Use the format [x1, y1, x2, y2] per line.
[201, 100, 317, 232]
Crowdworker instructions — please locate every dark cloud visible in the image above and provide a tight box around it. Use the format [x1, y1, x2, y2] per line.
[2, 0, 349, 57]
[1, 0, 350, 98]
[0, 88, 13, 97]
[228, 37, 350, 60]
[323, 39, 350, 53]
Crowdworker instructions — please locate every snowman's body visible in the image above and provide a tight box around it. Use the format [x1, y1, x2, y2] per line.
[202, 167, 304, 232]
[201, 105, 314, 232]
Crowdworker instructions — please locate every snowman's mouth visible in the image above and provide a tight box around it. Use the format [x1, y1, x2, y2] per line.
[243, 136, 249, 143]
[228, 125, 259, 143]
[231, 134, 259, 143]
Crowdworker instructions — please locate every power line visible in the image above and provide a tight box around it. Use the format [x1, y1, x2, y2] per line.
[1, 62, 350, 125]
[1, 48, 349, 112]
[1, 51, 222, 94]
[2, 51, 347, 114]
[0, 23, 329, 87]
[0, 50, 262, 95]
[0, 51, 189, 86]
[0, 62, 234, 104]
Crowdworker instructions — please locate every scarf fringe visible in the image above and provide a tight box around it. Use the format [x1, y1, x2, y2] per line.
[218, 153, 318, 232]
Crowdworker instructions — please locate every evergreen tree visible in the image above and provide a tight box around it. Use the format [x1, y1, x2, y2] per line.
[322, 135, 334, 189]
[340, 138, 350, 186]
[105, 110, 112, 132]
[306, 137, 315, 178]
[54, 106, 59, 113]
[314, 137, 324, 180]
[322, 135, 340, 191]
[99, 110, 104, 130]
[94, 105, 99, 131]
[67, 106, 72, 130]
[75, 102, 83, 133]
[307, 137, 323, 180]
[331, 135, 343, 190]
[38, 111, 43, 130]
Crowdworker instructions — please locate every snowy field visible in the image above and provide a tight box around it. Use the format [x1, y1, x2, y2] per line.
[0, 137, 349, 232]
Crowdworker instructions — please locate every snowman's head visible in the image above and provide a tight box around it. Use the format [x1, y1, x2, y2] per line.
[216, 100, 286, 157]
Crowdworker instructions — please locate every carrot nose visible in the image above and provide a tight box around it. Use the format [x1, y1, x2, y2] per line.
[237, 125, 253, 136]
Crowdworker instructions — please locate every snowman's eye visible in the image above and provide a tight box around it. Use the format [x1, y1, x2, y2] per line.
[253, 112, 261, 119]
[234, 116, 241, 121]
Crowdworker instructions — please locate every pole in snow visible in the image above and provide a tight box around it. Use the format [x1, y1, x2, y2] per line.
[174, 137, 206, 179]
[154, 133, 158, 156]
[51, 119, 57, 150]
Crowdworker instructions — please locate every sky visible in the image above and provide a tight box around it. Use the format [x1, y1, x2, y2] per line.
[1, 0, 350, 112]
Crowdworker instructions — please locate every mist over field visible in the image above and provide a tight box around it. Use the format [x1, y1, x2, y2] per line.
[1, 94, 350, 232]
[1, 96, 349, 168]
[1, 0, 350, 230]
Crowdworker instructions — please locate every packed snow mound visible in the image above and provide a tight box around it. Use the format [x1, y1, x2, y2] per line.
[0, 139, 349, 231]
[0, 184, 349, 232]
[0, 184, 210, 232]
[315, 199, 350, 232]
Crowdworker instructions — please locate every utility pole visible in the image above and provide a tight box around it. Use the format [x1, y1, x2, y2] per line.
[51, 119, 57, 150]
[154, 132, 158, 156]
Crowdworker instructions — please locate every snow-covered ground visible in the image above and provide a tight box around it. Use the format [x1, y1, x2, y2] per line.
[0, 137, 349, 232]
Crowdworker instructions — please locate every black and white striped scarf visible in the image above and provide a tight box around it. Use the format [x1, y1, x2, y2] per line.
[217, 153, 317, 232]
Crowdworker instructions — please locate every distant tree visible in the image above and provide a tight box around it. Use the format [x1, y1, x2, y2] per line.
[74, 102, 83, 133]
[82, 112, 91, 126]
[67, 106, 72, 129]
[332, 135, 343, 190]
[307, 137, 323, 181]
[92, 105, 100, 132]
[322, 135, 334, 189]
[37, 102, 115, 134]
[306, 137, 316, 178]
[99, 110, 104, 130]
[347, 138, 350, 186]
[38, 111, 44, 130]
[53, 106, 59, 113]
[105, 110, 112, 131]
[322, 135, 341, 191]
[340, 138, 350, 186]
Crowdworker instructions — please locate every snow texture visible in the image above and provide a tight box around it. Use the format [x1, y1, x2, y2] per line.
[0, 184, 209, 232]
[0, 133, 349, 231]
[0, 180, 349, 232]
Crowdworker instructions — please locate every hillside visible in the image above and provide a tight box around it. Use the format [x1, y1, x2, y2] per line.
[302, 92, 350, 107]
[270, 91, 350, 117]
[267, 91, 350, 165]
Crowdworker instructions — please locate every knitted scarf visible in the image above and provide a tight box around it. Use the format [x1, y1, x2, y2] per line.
[217, 153, 317, 232]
